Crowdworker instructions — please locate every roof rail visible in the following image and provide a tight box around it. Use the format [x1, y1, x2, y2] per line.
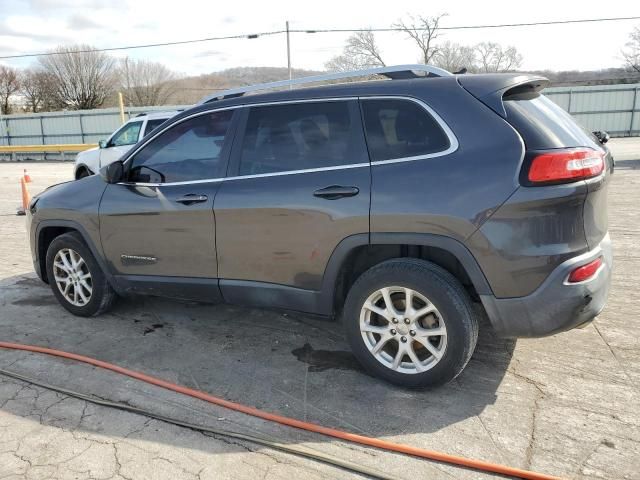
[197, 64, 452, 104]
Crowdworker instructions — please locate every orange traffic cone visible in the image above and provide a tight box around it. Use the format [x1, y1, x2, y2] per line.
[17, 177, 30, 216]
[23, 169, 32, 183]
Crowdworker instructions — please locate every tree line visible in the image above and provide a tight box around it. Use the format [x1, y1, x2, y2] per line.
[0, 46, 178, 114]
[1, 15, 639, 115]
[327, 14, 640, 79]
[326, 14, 523, 74]
[623, 26, 640, 73]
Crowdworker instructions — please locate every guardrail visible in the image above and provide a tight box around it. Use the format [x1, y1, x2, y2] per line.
[0, 144, 96, 161]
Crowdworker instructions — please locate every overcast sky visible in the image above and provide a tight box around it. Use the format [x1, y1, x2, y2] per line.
[1, 0, 639, 76]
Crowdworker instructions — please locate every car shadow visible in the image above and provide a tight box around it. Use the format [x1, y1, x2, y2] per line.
[0, 273, 515, 456]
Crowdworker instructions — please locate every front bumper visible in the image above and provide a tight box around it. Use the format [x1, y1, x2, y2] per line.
[480, 233, 612, 337]
[26, 203, 45, 283]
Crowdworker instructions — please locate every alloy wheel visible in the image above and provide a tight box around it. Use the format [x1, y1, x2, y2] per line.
[359, 286, 447, 374]
[52, 248, 92, 307]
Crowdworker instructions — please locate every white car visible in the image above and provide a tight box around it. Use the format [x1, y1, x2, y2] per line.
[74, 111, 179, 179]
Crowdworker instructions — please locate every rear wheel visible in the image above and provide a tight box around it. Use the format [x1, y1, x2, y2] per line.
[46, 232, 117, 317]
[343, 258, 478, 388]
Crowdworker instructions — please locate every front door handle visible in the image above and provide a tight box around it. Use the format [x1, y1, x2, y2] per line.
[174, 194, 208, 205]
[313, 185, 360, 200]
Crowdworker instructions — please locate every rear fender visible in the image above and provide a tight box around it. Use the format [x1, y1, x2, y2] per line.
[319, 233, 492, 315]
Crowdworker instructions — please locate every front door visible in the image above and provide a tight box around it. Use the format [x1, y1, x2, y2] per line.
[99, 110, 236, 300]
[214, 100, 370, 312]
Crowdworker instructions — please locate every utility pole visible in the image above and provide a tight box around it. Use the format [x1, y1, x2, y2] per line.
[117, 92, 126, 125]
[286, 20, 292, 88]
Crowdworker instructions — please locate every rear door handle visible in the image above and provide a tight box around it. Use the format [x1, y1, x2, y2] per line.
[174, 194, 208, 205]
[313, 185, 360, 200]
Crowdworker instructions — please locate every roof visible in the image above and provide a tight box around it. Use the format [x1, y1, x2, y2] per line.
[197, 64, 453, 104]
[166, 71, 549, 124]
[132, 110, 181, 120]
[175, 76, 457, 121]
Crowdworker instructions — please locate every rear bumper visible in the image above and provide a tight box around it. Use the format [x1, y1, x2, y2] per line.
[480, 233, 612, 337]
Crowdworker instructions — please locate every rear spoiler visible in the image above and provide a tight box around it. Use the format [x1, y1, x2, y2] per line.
[457, 74, 550, 118]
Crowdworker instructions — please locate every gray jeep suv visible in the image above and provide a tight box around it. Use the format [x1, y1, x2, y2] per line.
[27, 65, 613, 388]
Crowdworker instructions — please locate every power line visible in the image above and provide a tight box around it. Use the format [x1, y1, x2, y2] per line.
[1, 15, 639, 60]
[0, 30, 286, 60]
[296, 15, 640, 33]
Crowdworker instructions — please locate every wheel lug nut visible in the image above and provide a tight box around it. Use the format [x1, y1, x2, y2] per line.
[390, 329, 396, 335]
[401, 336, 407, 343]
[404, 318, 410, 324]
[392, 318, 398, 324]
[410, 330, 416, 336]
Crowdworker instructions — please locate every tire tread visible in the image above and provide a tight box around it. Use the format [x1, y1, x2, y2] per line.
[45, 231, 117, 317]
[343, 258, 479, 388]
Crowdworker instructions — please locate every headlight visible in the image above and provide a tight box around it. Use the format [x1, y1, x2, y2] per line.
[28, 196, 39, 214]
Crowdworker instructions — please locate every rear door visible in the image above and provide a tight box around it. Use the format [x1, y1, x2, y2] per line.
[99, 109, 236, 300]
[213, 99, 370, 312]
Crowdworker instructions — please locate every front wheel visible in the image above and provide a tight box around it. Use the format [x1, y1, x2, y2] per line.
[342, 258, 479, 388]
[75, 168, 90, 179]
[45, 232, 117, 317]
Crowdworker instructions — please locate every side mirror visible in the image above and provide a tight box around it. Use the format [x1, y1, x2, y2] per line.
[98, 139, 108, 149]
[593, 130, 610, 144]
[100, 161, 124, 184]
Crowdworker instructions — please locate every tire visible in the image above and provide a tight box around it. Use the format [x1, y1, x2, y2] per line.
[76, 168, 90, 180]
[45, 232, 117, 317]
[342, 258, 479, 388]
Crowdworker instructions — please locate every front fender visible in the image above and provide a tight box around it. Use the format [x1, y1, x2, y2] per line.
[30, 175, 110, 285]
[34, 219, 115, 289]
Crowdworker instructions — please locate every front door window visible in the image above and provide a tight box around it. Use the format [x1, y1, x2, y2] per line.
[128, 111, 233, 184]
[109, 121, 143, 147]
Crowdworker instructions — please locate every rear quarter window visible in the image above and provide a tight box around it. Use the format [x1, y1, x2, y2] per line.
[360, 98, 450, 162]
[504, 95, 600, 150]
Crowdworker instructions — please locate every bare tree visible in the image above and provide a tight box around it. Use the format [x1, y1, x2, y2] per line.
[20, 69, 58, 112]
[118, 57, 179, 106]
[325, 30, 386, 72]
[622, 26, 640, 72]
[39, 45, 117, 110]
[0, 65, 20, 114]
[432, 41, 477, 73]
[394, 14, 447, 64]
[475, 42, 523, 72]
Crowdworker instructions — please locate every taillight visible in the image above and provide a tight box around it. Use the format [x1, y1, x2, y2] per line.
[567, 257, 603, 283]
[527, 148, 604, 185]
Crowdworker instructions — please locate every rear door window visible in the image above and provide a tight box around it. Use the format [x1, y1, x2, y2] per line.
[238, 101, 360, 175]
[360, 99, 450, 162]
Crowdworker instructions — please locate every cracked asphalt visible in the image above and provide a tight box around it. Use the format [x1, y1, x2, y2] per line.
[0, 138, 639, 480]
